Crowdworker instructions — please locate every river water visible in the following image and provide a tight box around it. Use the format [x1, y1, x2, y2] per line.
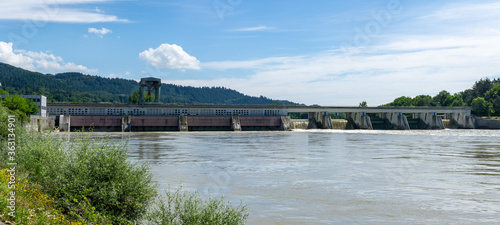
[84, 129, 499, 224]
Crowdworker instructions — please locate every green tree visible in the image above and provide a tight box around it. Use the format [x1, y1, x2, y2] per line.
[473, 78, 493, 97]
[359, 101, 368, 107]
[1, 95, 39, 122]
[412, 95, 433, 106]
[471, 97, 494, 117]
[459, 89, 475, 106]
[445, 94, 465, 107]
[1, 95, 39, 115]
[128, 90, 155, 104]
[485, 83, 500, 115]
[387, 96, 413, 106]
[433, 90, 451, 106]
[0, 88, 9, 95]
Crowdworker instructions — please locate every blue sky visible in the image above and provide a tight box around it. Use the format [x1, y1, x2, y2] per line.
[1, 0, 500, 105]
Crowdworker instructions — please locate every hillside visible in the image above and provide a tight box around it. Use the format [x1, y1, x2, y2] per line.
[0, 63, 296, 105]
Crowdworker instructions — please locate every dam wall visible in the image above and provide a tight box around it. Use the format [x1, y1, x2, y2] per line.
[60, 115, 291, 132]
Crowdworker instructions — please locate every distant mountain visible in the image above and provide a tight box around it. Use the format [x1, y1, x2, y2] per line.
[0, 63, 297, 105]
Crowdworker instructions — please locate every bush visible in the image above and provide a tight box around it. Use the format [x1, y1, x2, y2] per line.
[11, 132, 157, 224]
[146, 187, 249, 225]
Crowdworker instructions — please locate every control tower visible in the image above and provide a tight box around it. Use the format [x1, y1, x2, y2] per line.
[139, 77, 162, 104]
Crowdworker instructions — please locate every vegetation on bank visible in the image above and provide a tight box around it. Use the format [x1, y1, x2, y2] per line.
[382, 77, 500, 117]
[0, 105, 249, 224]
[0, 62, 295, 105]
[0, 89, 39, 123]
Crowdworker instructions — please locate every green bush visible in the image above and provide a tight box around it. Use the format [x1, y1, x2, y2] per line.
[13, 133, 157, 224]
[146, 187, 249, 225]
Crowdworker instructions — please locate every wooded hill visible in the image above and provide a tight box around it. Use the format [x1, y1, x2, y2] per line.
[0, 63, 296, 105]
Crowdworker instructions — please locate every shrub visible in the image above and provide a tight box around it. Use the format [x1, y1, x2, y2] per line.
[12, 133, 157, 224]
[146, 187, 248, 225]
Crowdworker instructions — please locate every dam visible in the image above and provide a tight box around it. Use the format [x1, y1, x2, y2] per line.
[47, 103, 474, 132]
[44, 77, 475, 132]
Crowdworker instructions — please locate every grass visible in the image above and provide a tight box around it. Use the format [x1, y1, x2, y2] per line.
[0, 105, 249, 224]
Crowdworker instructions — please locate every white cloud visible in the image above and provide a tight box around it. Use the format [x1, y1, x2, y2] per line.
[108, 73, 117, 78]
[139, 43, 200, 70]
[95, 7, 104, 13]
[88, 27, 112, 37]
[232, 25, 275, 32]
[0, 41, 97, 73]
[0, 0, 128, 23]
[422, 2, 500, 22]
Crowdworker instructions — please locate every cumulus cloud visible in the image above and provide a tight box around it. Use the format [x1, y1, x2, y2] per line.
[0, 0, 128, 23]
[0, 41, 97, 73]
[139, 43, 200, 70]
[88, 27, 112, 37]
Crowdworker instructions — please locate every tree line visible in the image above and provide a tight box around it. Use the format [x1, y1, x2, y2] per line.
[382, 78, 500, 116]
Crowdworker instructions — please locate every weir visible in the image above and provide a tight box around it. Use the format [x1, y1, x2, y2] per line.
[381, 112, 410, 130]
[412, 112, 445, 129]
[59, 115, 292, 132]
[231, 116, 242, 131]
[49, 103, 476, 131]
[307, 112, 333, 129]
[449, 113, 475, 129]
[345, 112, 373, 129]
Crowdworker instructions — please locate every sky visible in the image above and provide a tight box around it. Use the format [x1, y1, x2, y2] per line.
[0, 0, 499, 106]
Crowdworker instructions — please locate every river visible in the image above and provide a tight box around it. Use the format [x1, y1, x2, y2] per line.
[82, 129, 500, 224]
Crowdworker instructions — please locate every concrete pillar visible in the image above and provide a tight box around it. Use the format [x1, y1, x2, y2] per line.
[231, 116, 241, 131]
[413, 112, 444, 129]
[307, 112, 333, 129]
[139, 86, 144, 104]
[450, 113, 475, 129]
[381, 112, 410, 130]
[58, 115, 71, 132]
[179, 116, 188, 131]
[155, 87, 161, 102]
[280, 116, 292, 131]
[345, 112, 373, 129]
[122, 115, 132, 132]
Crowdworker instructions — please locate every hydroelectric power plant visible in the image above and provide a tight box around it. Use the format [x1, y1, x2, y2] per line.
[45, 77, 476, 132]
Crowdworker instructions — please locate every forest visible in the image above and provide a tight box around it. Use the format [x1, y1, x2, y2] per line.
[0, 62, 295, 105]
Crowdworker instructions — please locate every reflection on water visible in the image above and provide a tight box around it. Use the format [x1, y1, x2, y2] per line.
[64, 129, 500, 224]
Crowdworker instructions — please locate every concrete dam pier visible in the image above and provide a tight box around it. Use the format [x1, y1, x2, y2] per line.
[49, 103, 475, 132]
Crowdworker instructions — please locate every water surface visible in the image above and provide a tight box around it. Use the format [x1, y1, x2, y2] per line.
[74, 129, 500, 224]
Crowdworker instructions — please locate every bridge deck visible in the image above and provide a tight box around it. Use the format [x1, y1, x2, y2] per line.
[285, 106, 471, 115]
